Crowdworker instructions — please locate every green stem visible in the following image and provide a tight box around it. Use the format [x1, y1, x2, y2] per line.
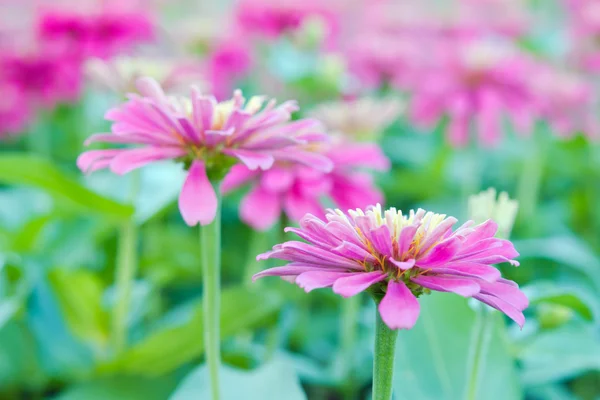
[340, 295, 360, 400]
[517, 139, 544, 223]
[372, 308, 399, 400]
[201, 183, 222, 400]
[112, 173, 140, 353]
[464, 306, 493, 400]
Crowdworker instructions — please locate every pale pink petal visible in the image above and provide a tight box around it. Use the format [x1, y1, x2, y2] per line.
[178, 161, 218, 226]
[77, 149, 123, 173]
[474, 293, 525, 328]
[221, 164, 259, 193]
[332, 271, 387, 297]
[296, 271, 356, 292]
[378, 280, 420, 330]
[224, 149, 274, 170]
[411, 275, 480, 297]
[109, 147, 187, 175]
[240, 186, 281, 231]
[389, 258, 416, 270]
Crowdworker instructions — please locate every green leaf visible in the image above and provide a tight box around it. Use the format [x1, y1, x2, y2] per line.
[100, 286, 283, 376]
[0, 153, 133, 218]
[518, 324, 600, 386]
[513, 236, 600, 289]
[55, 376, 178, 400]
[393, 293, 522, 400]
[170, 359, 306, 400]
[524, 282, 598, 321]
[48, 268, 110, 349]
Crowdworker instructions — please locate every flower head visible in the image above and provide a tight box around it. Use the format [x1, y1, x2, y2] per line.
[255, 204, 527, 330]
[468, 188, 518, 239]
[37, 8, 154, 60]
[407, 39, 539, 147]
[222, 138, 389, 231]
[78, 77, 333, 226]
[308, 97, 403, 141]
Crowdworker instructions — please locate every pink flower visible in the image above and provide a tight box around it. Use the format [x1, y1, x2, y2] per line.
[37, 9, 154, 60]
[206, 38, 253, 101]
[1, 49, 82, 110]
[531, 67, 599, 139]
[254, 204, 527, 330]
[406, 39, 539, 147]
[222, 140, 389, 231]
[234, 0, 339, 41]
[566, 0, 600, 71]
[0, 80, 30, 137]
[77, 77, 333, 226]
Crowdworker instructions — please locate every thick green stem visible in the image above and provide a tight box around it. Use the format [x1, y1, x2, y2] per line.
[372, 309, 399, 400]
[340, 295, 360, 400]
[465, 307, 493, 400]
[201, 184, 222, 400]
[112, 173, 140, 353]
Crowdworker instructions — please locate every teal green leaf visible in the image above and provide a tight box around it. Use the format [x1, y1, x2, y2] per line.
[524, 282, 598, 321]
[393, 293, 522, 400]
[518, 324, 600, 385]
[48, 268, 110, 349]
[170, 359, 306, 400]
[100, 286, 283, 376]
[55, 377, 178, 400]
[0, 153, 133, 218]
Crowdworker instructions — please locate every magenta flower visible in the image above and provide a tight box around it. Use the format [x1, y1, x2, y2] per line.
[0, 80, 30, 137]
[206, 37, 253, 101]
[222, 141, 389, 231]
[1, 49, 82, 110]
[406, 39, 539, 147]
[37, 9, 154, 60]
[254, 204, 527, 330]
[78, 77, 333, 226]
[234, 0, 339, 41]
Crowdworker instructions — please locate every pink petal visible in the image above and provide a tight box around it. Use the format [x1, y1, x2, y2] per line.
[378, 280, 420, 330]
[261, 167, 295, 193]
[77, 149, 123, 173]
[271, 150, 334, 172]
[478, 280, 529, 310]
[332, 271, 387, 298]
[178, 161, 218, 226]
[224, 149, 274, 170]
[253, 264, 347, 281]
[417, 237, 462, 267]
[283, 189, 324, 223]
[411, 275, 480, 297]
[425, 262, 501, 282]
[295, 271, 356, 292]
[109, 147, 187, 175]
[397, 225, 419, 255]
[474, 293, 525, 328]
[240, 186, 281, 231]
[389, 258, 416, 270]
[221, 164, 259, 193]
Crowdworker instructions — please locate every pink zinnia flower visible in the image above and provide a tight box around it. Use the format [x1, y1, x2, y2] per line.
[37, 9, 154, 60]
[254, 204, 527, 330]
[1, 48, 82, 109]
[531, 67, 599, 139]
[222, 139, 389, 231]
[406, 39, 539, 147]
[206, 38, 253, 101]
[77, 77, 333, 226]
[234, 0, 339, 41]
[0, 80, 30, 137]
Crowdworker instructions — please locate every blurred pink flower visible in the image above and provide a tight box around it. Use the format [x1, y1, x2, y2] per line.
[0, 80, 30, 137]
[1, 49, 82, 110]
[255, 204, 527, 330]
[37, 8, 154, 60]
[222, 139, 389, 231]
[234, 0, 340, 42]
[85, 56, 208, 96]
[565, 0, 600, 71]
[531, 68, 599, 139]
[78, 77, 333, 226]
[406, 39, 539, 147]
[206, 38, 253, 101]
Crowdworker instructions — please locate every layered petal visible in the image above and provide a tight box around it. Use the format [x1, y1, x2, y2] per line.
[178, 161, 218, 226]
